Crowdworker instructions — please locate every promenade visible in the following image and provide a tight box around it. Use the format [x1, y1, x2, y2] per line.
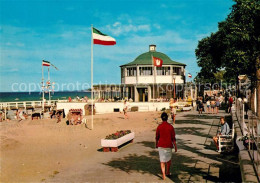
[46, 109, 241, 182]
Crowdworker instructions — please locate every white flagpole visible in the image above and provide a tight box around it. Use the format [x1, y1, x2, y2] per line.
[91, 25, 94, 130]
[48, 67, 51, 102]
[42, 61, 45, 113]
[151, 54, 155, 106]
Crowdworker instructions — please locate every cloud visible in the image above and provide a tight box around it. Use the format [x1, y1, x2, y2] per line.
[105, 22, 151, 36]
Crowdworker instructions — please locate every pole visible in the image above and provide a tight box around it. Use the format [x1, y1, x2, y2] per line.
[91, 25, 94, 130]
[174, 78, 176, 100]
[42, 62, 45, 113]
[151, 54, 155, 105]
[48, 67, 51, 103]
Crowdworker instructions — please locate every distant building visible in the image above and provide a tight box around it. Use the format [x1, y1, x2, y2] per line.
[120, 45, 186, 102]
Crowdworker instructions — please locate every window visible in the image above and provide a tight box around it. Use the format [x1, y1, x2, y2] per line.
[126, 67, 137, 76]
[173, 67, 181, 75]
[139, 67, 153, 76]
[157, 67, 170, 75]
[121, 68, 125, 77]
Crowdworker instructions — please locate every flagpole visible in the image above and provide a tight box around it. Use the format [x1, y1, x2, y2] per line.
[42, 61, 45, 113]
[91, 25, 94, 130]
[48, 67, 51, 102]
[151, 54, 155, 106]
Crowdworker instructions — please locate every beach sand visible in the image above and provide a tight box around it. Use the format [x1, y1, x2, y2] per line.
[0, 111, 161, 182]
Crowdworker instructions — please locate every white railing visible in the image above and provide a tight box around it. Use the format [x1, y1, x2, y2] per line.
[236, 99, 260, 178]
[0, 99, 67, 110]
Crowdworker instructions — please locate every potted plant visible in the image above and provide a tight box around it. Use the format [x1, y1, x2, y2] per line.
[101, 130, 134, 152]
[239, 134, 257, 150]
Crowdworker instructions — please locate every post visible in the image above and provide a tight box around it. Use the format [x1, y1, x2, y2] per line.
[151, 54, 155, 105]
[42, 63, 45, 113]
[91, 25, 94, 130]
[48, 67, 51, 102]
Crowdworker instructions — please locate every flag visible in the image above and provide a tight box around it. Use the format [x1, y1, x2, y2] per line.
[153, 56, 163, 67]
[51, 63, 59, 70]
[188, 73, 192, 78]
[42, 60, 50, 66]
[92, 27, 116, 45]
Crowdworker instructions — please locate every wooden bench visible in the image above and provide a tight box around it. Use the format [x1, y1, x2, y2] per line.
[218, 123, 235, 153]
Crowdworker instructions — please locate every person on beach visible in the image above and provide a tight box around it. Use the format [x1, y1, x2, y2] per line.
[68, 96, 72, 102]
[206, 100, 211, 114]
[213, 117, 230, 151]
[210, 100, 216, 114]
[123, 100, 129, 119]
[215, 99, 220, 114]
[156, 112, 177, 180]
[169, 98, 176, 124]
[228, 96, 233, 113]
[198, 98, 204, 115]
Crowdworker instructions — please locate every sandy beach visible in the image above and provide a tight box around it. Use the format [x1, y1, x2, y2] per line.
[0, 111, 161, 182]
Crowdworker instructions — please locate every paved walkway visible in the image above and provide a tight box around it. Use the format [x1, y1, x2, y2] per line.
[49, 109, 241, 182]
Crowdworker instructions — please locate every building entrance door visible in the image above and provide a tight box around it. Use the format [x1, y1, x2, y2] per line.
[138, 88, 148, 102]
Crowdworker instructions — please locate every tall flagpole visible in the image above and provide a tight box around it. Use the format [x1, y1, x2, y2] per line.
[151, 54, 155, 106]
[91, 25, 94, 130]
[42, 61, 45, 113]
[48, 67, 51, 102]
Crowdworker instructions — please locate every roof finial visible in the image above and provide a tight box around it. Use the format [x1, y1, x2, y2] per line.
[149, 44, 156, 52]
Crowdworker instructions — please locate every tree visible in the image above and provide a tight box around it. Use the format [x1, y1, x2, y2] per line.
[196, 0, 260, 117]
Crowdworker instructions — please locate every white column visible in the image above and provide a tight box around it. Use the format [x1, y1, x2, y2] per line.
[134, 86, 139, 102]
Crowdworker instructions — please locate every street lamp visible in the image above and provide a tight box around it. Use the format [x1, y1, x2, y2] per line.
[173, 74, 176, 101]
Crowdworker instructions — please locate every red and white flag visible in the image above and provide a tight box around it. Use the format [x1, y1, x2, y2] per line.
[42, 60, 50, 66]
[92, 27, 116, 45]
[188, 73, 192, 78]
[153, 56, 163, 67]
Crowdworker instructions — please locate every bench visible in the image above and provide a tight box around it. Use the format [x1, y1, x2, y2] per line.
[218, 123, 235, 153]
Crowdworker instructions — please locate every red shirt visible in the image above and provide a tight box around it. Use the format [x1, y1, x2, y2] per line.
[156, 121, 176, 148]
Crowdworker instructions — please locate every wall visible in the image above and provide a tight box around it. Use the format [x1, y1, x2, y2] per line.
[57, 102, 170, 115]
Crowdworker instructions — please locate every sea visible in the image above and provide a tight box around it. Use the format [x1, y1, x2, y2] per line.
[0, 91, 92, 102]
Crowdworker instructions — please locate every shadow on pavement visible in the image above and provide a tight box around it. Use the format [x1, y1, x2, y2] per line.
[175, 127, 209, 138]
[182, 114, 220, 119]
[175, 119, 212, 126]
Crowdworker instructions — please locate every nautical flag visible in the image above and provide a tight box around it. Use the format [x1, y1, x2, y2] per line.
[42, 60, 51, 66]
[51, 63, 59, 70]
[153, 56, 163, 67]
[188, 73, 192, 78]
[92, 27, 116, 45]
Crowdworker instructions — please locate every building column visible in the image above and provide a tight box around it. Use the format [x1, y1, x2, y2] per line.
[134, 86, 139, 102]
[148, 85, 152, 101]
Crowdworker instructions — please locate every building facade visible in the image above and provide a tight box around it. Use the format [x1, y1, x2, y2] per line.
[120, 45, 186, 102]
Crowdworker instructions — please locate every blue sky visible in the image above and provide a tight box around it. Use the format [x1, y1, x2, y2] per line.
[0, 0, 234, 92]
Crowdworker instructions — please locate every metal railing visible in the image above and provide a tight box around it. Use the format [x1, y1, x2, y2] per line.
[236, 99, 260, 178]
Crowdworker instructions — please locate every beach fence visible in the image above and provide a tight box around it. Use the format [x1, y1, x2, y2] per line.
[236, 98, 260, 178]
[0, 100, 67, 110]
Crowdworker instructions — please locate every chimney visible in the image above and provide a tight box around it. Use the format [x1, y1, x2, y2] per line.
[149, 44, 156, 52]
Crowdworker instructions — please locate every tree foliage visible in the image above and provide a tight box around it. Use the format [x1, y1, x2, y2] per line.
[195, 0, 260, 85]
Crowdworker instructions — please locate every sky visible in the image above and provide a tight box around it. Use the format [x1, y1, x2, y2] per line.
[0, 0, 234, 92]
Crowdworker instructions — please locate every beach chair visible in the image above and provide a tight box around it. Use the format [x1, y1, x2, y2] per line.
[69, 109, 83, 125]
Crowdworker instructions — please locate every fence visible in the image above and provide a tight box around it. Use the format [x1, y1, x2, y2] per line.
[236, 99, 260, 178]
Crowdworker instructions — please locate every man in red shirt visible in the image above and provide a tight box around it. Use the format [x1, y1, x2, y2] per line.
[156, 112, 177, 180]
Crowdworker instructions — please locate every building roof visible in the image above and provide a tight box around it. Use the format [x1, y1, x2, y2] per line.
[120, 51, 186, 67]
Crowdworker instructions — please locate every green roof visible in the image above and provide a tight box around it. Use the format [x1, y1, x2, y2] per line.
[120, 51, 186, 67]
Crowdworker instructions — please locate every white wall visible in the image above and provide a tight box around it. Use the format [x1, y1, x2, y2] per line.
[57, 102, 170, 115]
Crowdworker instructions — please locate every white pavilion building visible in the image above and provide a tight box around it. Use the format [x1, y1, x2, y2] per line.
[120, 45, 186, 102]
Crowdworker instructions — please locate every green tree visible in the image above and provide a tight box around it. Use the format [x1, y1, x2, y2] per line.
[196, 0, 260, 116]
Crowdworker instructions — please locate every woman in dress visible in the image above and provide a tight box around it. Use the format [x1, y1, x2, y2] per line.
[156, 112, 177, 180]
[169, 98, 176, 124]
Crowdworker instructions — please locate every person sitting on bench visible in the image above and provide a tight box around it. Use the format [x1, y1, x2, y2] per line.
[213, 117, 230, 150]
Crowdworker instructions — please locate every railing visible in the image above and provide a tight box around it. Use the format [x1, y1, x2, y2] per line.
[0, 99, 67, 110]
[236, 99, 260, 178]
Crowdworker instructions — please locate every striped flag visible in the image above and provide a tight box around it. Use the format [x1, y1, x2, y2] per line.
[92, 27, 116, 45]
[188, 73, 192, 78]
[42, 60, 51, 66]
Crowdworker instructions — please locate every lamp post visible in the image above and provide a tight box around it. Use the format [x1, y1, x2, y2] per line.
[173, 74, 176, 101]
